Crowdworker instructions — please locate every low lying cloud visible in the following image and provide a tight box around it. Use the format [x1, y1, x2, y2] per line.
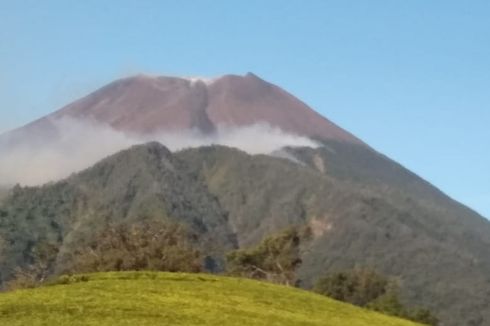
[0, 118, 318, 186]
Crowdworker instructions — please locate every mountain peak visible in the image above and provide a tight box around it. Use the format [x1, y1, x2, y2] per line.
[6, 73, 365, 145]
[122, 72, 264, 86]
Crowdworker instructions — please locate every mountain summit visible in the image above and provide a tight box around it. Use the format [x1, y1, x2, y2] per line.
[14, 73, 363, 144]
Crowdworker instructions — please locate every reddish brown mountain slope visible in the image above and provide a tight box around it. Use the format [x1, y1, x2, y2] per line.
[10, 73, 363, 144]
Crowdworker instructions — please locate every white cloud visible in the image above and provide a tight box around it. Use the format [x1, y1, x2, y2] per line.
[0, 118, 318, 186]
[181, 76, 219, 85]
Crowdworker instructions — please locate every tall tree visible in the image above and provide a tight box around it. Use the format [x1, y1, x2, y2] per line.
[226, 227, 309, 286]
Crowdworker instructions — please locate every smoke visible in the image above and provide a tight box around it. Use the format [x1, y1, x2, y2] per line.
[0, 118, 318, 186]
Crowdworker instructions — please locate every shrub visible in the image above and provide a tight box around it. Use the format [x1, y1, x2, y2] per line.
[60, 220, 203, 274]
[226, 227, 309, 286]
[314, 268, 438, 325]
[314, 268, 389, 307]
[4, 240, 59, 291]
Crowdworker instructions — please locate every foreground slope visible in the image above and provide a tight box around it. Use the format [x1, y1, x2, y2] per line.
[0, 272, 421, 326]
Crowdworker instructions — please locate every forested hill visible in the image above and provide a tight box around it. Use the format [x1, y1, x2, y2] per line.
[0, 142, 489, 325]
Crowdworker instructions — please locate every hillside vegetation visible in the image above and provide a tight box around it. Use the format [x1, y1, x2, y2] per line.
[1, 142, 489, 324]
[0, 272, 422, 326]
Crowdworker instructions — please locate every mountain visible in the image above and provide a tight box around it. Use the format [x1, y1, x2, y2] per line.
[3, 73, 362, 146]
[179, 143, 490, 325]
[0, 272, 421, 326]
[0, 143, 235, 281]
[0, 73, 489, 325]
[1, 142, 489, 325]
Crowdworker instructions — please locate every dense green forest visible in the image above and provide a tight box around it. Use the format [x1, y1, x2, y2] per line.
[1, 142, 489, 325]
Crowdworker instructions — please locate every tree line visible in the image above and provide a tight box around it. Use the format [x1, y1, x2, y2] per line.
[5, 220, 438, 325]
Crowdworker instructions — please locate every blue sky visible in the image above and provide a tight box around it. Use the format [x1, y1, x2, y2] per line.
[0, 1, 489, 218]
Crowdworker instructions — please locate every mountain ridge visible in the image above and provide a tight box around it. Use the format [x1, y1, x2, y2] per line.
[1, 141, 489, 325]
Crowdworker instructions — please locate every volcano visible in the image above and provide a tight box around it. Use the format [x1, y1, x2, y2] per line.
[6, 73, 362, 145]
[1, 73, 490, 325]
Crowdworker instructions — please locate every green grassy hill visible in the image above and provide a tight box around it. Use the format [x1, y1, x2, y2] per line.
[0, 272, 421, 326]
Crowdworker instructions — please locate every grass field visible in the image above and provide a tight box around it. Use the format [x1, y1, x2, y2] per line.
[0, 272, 422, 326]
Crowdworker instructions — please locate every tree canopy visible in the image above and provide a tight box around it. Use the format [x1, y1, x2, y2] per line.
[226, 227, 309, 286]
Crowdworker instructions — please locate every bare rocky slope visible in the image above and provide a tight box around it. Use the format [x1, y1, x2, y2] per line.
[3, 73, 362, 145]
